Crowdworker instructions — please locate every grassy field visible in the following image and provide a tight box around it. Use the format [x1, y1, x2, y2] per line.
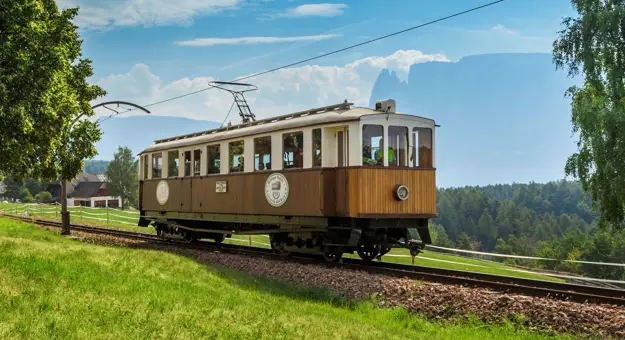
[0, 218, 572, 339]
[0, 202, 563, 282]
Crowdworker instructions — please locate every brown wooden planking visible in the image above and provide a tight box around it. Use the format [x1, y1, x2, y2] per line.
[141, 167, 436, 218]
[144, 170, 326, 216]
[321, 169, 337, 216]
[348, 168, 436, 216]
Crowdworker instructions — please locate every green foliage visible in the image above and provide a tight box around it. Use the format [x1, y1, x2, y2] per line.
[493, 238, 511, 255]
[0, 0, 105, 182]
[553, 0, 625, 228]
[105, 147, 138, 210]
[457, 232, 473, 250]
[429, 223, 455, 248]
[436, 180, 593, 253]
[20, 188, 33, 203]
[34, 191, 52, 203]
[23, 178, 46, 198]
[435, 179, 625, 280]
[1, 177, 24, 201]
[0, 176, 44, 203]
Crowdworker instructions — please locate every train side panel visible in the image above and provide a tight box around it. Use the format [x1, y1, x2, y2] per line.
[140, 167, 436, 220]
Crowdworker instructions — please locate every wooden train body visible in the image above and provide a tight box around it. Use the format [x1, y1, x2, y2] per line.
[137, 99, 437, 262]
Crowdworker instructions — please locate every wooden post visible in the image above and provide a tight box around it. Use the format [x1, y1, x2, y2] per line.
[249, 235, 252, 246]
[60, 180, 70, 235]
[80, 205, 83, 221]
[412, 255, 415, 266]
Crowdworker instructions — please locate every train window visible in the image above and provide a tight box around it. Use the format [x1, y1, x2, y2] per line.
[312, 128, 322, 167]
[152, 153, 162, 178]
[229, 140, 244, 173]
[254, 136, 271, 171]
[362, 125, 383, 166]
[168, 150, 179, 177]
[193, 149, 201, 176]
[184, 151, 191, 176]
[388, 126, 408, 167]
[143, 155, 148, 180]
[413, 127, 433, 168]
[283, 132, 303, 169]
[207, 145, 220, 174]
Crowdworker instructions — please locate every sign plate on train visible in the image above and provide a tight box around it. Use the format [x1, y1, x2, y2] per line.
[216, 181, 227, 193]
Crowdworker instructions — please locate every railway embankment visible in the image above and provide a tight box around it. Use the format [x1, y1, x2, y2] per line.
[0, 217, 576, 340]
[24, 219, 624, 339]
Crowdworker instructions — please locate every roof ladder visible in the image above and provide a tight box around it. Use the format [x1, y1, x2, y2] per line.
[208, 81, 258, 124]
[153, 100, 354, 144]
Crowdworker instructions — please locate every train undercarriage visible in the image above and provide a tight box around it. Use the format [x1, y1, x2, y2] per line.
[143, 215, 431, 263]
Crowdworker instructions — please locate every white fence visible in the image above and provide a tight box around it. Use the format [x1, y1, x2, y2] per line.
[1, 203, 139, 226]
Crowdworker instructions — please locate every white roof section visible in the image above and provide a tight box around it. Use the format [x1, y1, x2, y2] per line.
[140, 101, 435, 154]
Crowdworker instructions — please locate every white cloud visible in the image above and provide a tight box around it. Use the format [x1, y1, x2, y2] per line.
[491, 24, 517, 35]
[284, 3, 348, 17]
[263, 3, 347, 19]
[56, 0, 240, 30]
[93, 50, 449, 123]
[175, 34, 341, 47]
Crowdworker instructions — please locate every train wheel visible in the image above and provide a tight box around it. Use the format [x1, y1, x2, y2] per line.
[357, 245, 379, 263]
[323, 246, 343, 263]
[270, 236, 289, 255]
[213, 234, 225, 244]
[182, 231, 195, 243]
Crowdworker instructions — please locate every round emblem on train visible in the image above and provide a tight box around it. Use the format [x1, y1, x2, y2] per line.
[156, 180, 170, 205]
[265, 173, 289, 207]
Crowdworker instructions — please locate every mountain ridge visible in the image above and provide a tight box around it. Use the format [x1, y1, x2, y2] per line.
[368, 52, 581, 187]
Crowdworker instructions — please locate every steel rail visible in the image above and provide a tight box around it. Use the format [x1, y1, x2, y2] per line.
[4, 214, 625, 306]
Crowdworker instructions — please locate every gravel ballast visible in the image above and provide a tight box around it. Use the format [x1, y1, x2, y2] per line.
[52, 228, 625, 338]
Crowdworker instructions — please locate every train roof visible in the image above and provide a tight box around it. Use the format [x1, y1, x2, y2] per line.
[139, 100, 435, 154]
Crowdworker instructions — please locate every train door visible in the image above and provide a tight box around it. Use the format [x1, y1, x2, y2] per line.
[187, 148, 202, 212]
[337, 127, 349, 167]
[336, 126, 350, 215]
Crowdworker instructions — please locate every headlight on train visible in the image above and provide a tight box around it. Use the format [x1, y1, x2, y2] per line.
[393, 184, 409, 201]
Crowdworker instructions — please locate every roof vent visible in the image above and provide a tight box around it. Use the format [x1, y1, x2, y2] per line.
[375, 99, 396, 113]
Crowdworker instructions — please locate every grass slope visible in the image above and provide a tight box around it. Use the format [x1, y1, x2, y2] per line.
[0, 218, 570, 339]
[0, 202, 562, 282]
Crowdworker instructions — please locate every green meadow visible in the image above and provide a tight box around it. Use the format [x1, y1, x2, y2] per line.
[0, 218, 572, 339]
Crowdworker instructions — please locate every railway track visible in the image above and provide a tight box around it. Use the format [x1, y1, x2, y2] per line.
[3, 213, 625, 306]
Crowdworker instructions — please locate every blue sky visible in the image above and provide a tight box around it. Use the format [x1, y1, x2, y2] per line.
[71, 0, 574, 83]
[55, 0, 577, 122]
[56, 0, 580, 185]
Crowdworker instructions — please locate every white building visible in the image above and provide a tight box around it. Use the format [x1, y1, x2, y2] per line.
[62, 173, 122, 208]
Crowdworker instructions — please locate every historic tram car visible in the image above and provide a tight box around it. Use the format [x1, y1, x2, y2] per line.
[137, 82, 437, 262]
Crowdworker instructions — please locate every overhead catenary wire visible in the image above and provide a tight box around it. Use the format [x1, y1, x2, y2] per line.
[95, 0, 506, 123]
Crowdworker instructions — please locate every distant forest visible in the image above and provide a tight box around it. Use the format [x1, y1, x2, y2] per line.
[431, 180, 624, 281]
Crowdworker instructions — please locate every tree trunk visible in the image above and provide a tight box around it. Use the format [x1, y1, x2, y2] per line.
[121, 194, 125, 210]
[60, 180, 70, 235]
